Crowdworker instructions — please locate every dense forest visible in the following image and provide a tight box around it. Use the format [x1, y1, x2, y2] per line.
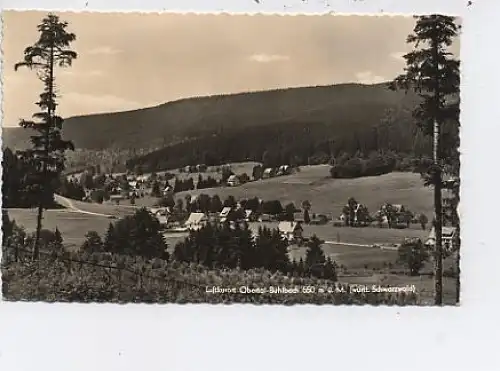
[3, 82, 420, 152]
[126, 109, 433, 173]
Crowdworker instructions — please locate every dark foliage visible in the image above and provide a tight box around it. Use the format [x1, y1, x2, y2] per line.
[102, 208, 169, 260]
[4, 83, 421, 152]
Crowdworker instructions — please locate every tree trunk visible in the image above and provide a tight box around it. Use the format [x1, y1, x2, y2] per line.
[432, 32, 443, 306]
[32, 203, 44, 260]
[433, 164, 443, 305]
[33, 32, 55, 261]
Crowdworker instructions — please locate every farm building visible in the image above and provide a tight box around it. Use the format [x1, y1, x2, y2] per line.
[278, 221, 304, 242]
[227, 175, 240, 187]
[184, 212, 209, 230]
[220, 207, 232, 222]
[262, 168, 275, 179]
[277, 165, 291, 176]
[425, 226, 458, 251]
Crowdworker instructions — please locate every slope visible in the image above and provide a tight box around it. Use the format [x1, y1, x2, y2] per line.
[2, 82, 419, 152]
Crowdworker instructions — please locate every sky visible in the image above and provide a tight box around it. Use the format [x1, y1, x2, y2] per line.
[1, 11, 460, 127]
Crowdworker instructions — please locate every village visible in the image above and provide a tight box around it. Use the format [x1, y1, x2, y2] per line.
[63, 162, 459, 254]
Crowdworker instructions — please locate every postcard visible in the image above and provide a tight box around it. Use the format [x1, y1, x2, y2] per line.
[1, 11, 461, 306]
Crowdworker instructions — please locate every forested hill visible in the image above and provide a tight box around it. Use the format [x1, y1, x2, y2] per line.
[3, 83, 421, 153]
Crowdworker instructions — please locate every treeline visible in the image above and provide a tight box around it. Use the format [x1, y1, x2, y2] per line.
[173, 178, 195, 192]
[126, 116, 433, 173]
[158, 192, 300, 221]
[196, 175, 219, 189]
[330, 151, 433, 179]
[174, 223, 336, 279]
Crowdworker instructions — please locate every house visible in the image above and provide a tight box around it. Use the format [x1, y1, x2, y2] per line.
[220, 207, 232, 222]
[425, 226, 457, 251]
[262, 168, 274, 179]
[277, 165, 291, 176]
[227, 175, 240, 187]
[184, 212, 208, 230]
[245, 209, 257, 222]
[137, 174, 151, 182]
[278, 221, 304, 242]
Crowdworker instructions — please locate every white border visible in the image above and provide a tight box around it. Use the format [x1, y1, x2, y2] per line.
[1, 1, 499, 370]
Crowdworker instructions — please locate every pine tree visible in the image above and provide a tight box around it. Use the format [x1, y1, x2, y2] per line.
[81, 230, 103, 253]
[305, 235, 326, 278]
[270, 229, 290, 273]
[53, 227, 64, 251]
[390, 15, 460, 305]
[14, 14, 77, 260]
[103, 223, 117, 253]
[324, 257, 337, 281]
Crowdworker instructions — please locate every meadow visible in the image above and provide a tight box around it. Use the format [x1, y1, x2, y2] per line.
[176, 166, 434, 218]
[7, 166, 434, 256]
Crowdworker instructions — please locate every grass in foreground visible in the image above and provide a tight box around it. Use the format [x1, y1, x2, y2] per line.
[1, 250, 422, 305]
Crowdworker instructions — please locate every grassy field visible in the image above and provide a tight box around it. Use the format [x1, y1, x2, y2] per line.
[5, 208, 188, 251]
[7, 167, 434, 253]
[176, 167, 434, 217]
[5, 209, 111, 251]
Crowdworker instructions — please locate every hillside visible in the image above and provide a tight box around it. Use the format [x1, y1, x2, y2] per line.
[2, 82, 420, 152]
[175, 168, 434, 218]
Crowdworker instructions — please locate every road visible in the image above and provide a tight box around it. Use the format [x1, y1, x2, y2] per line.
[324, 240, 399, 251]
[53, 194, 114, 218]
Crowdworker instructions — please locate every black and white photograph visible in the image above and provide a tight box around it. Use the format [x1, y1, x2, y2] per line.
[1, 11, 460, 305]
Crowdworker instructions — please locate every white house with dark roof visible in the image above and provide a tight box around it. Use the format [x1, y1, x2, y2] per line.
[244, 209, 256, 222]
[227, 175, 240, 187]
[185, 212, 208, 230]
[278, 221, 303, 242]
[425, 226, 457, 251]
[219, 207, 232, 222]
[277, 165, 291, 176]
[262, 168, 274, 179]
